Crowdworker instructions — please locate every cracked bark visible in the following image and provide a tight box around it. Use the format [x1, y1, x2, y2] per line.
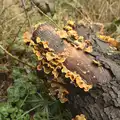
[66, 24, 120, 120]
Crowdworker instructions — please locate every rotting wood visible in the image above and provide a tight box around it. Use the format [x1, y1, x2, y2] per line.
[24, 21, 120, 120]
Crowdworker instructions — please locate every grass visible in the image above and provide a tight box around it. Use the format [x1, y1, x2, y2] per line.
[0, 0, 120, 119]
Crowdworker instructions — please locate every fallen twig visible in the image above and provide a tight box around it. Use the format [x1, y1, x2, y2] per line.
[0, 44, 35, 69]
[31, 0, 61, 29]
[7, 21, 26, 51]
[21, 0, 33, 33]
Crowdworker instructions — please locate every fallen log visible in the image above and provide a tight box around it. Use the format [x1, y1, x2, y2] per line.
[24, 21, 120, 120]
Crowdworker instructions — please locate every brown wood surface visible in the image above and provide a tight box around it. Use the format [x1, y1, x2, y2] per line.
[32, 23, 120, 120]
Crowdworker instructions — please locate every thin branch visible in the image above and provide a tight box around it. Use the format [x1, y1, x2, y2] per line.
[17, 104, 41, 120]
[0, 44, 35, 69]
[0, 0, 5, 16]
[5, 12, 24, 24]
[21, 0, 33, 33]
[31, 0, 61, 30]
[66, 2, 92, 23]
[7, 21, 26, 51]
[0, 0, 18, 16]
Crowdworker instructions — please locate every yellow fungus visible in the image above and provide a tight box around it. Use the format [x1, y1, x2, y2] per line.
[56, 57, 66, 63]
[77, 42, 86, 50]
[72, 114, 86, 120]
[84, 46, 93, 53]
[64, 25, 73, 31]
[43, 66, 52, 74]
[62, 66, 69, 73]
[68, 30, 79, 40]
[42, 41, 49, 48]
[38, 56, 43, 61]
[47, 63, 55, 69]
[35, 51, 41, 57]
[50, 60, 59, 65]
[57, 30, 68, 39]
[52, 70, 59, 78]
[67, 20, 75, 27]
[36, 37, 41, 43]
[46, 52, 56, 61]
[32, 48, 36, 54]
[78, 36, 84, 41]
[98, 35, 119, 48]
[37, 64, 42, 71]
[92, 60, 101, 67]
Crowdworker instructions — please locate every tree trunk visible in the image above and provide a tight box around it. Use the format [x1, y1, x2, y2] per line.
[30, 22, 120, 120]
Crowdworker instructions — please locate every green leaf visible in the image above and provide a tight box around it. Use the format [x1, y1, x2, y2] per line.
[0, 103, 30, 120]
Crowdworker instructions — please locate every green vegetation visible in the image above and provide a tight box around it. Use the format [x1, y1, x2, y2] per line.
[0, 66, 71, 120]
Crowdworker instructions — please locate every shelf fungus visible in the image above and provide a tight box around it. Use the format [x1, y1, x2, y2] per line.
[98, 34, 120, 50]
[72, 114, 86, 120]
[23, 21, 112, 103]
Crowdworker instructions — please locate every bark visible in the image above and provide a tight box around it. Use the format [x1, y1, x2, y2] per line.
[66, 24, 120, 120]
[31, 23, 120, 120]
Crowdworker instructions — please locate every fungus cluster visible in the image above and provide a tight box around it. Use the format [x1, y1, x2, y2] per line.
[57, 20, 93, 53]
[98, 34, 120, 50]
[23, 21, 93, 103]
[72, 114, 86, 120]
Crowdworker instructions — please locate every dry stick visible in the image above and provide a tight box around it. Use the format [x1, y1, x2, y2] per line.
[0, 45, 35, 69]
[21, 0, 33, 33]
[6, 21, 26, 51]
[5, 12, 24, 24]
[106, 1, 117, 19]
[31, 0, 61, 30]
[97, 1, 105, 21]
[66, 2, 92, 23]
[0, 0, 5, 16]
[0, 1, 18, 16]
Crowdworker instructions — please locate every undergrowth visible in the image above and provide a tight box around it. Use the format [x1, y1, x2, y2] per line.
[0, 66, 71, 120]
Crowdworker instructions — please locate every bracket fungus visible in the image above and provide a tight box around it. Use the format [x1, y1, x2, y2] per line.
[98, 34, 120, 50]
[72, 114, 86, 120]
[23, 21, 112, 104]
